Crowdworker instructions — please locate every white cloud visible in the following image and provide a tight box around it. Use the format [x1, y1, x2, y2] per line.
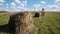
[55, 0, 60, 4]
[45, 5, 59, 11]
[14, 0, 21, 3]
[0, 3, 3, 6]
[0, 0, 5, 3]
[13, 0, 28, 11]
[10, 2, 16, 6]
[5, 2, 16, 11]
[14, 0, 27, 7]
[55, 0, 60, 2]
[55, 0, 60, 6]
[19, 1, 27, 7]
[5, 0, 28, 11]
[41, 1, 46, 4]
[33, 4, 40, 11]
[31, 9, 35, 11]
[5, 4, 9, 8]
[14, 0, 22, 6]
[47, 5, 59, 9]
[34, 4, 40, 8]
[22, 1, 27, 6]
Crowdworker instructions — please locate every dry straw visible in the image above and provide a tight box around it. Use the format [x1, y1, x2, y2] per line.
[8, 12, 34, 34]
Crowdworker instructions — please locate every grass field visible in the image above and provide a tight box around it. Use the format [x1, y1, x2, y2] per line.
[0, 12, 60, 34]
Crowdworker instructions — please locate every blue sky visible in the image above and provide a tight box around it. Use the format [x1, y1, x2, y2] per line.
[0, 0, 60, 12]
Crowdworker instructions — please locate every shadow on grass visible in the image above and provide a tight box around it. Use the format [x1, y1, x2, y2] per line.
[0, 24, 12, 34]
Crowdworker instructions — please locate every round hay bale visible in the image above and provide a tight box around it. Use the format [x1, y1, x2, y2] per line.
[34, 12, 45, 18]
[8, 12, 34, 34]
[34, 12, 40, 17]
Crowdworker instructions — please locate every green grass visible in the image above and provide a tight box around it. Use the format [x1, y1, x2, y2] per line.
[39, 12, 60, 34]
[0, 12, 60, 34]
[0, 15, 9, 25]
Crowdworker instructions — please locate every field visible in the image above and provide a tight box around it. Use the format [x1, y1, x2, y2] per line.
[0, 12, 60, 34]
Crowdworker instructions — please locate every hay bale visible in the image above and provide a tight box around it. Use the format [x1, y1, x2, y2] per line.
[8, 12, 34, 34]
[34, 12, 40, 17]
[34, 12, 45, 17]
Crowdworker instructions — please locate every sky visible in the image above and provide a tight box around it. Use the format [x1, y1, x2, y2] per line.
[0, 0, 60, 12]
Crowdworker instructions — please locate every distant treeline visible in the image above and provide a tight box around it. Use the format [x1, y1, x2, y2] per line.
[0, 11, 8, 13]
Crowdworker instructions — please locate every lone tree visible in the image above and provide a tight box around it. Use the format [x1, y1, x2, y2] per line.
[41, 8, 45, 17]
[42, 8, 44, 12]
[8, 12, 34, 34]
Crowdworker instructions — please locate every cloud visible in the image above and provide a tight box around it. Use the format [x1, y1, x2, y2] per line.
[0, 0, 5, 3]
[8, 0, 27, 11]
[25, 8, 35, 11]
[10, 2, 16, 6]
[4, 2, 16, 11]
[4, 0, 26, 11]
[14, 0, 27, 11]
[4, 4, 9, 11]
[14, 0, 27, 7]
[34, 4, 40, 8]
[14, 0, 21, 4]
[55, 0, 60, 2]
[47, 5, 59, 9]
[41, 1, 46, 4]
[55, 0, 60, 6]
[0, 0, 35, 11]
[33, 4, 40, 11]
[31, 9, 35, 11]
[0, 3, 3, 6]
[22, 1, 27, 6]
[45, 5, 59, 11]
